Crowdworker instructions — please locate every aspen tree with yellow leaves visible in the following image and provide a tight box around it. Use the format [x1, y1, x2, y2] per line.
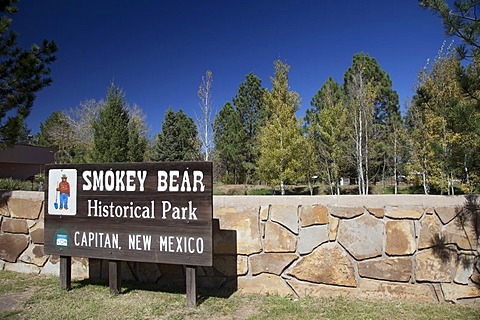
[406, 43, 464, 194]
[257, 60, 305, 195]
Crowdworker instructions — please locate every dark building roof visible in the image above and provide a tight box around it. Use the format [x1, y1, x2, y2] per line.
[0, 145, 55, 164]
[0, 145, 55, 180]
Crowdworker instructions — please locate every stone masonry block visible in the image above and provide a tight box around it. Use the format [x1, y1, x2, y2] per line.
[358, 257, 412, 282]
[214, 207, 262, 255]
[238, 273, 295, 296]
[19, 244, 48, 267]
[0, 233, 29, 262]
[8, 198, 43, 219]
[330, 206, 364, 219]
[329, 216, 340, 241]
[270, 205, 299, 234]
[385, 220, 416, 256]
[289, 242, 357, 287]
[385, 207, 423, 219]
[250, 252, 297, 276]
[300, 205, 328, 227]
[30, 220, 44, 244]
[1, 218, 29, 234]
[418, 214, 442, 249]
[444, 217, 477, 251]
[337, 213, 384, 260]
[442, 283, 480, 302]
[264, 221, 297, 253]
[416, 249, 456, 282]
[435, 207, 460, 225]
[367, 208, 385, 218]
[297, 224, 328, 254]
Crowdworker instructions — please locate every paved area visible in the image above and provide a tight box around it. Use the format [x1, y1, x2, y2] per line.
[0, 291, 32, 315]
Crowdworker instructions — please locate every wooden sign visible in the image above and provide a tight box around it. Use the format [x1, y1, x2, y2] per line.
[44, 162, 213, 267]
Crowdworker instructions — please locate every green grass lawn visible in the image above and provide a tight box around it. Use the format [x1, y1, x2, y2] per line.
[1, 271, 479, 320]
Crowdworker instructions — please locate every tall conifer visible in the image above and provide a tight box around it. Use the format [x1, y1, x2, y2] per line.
[91, 84, 130, 163]
[213, 102, 247, 184]
[232, 72, 267, 183]
[153, 108, 200, 161]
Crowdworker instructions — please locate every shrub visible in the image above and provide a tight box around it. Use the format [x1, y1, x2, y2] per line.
[0, 178, 40, 191]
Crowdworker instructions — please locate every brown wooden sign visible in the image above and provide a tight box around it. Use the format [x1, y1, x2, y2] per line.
[44, 162, 213, 266]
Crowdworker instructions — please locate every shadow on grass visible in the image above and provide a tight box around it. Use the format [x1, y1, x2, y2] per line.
[86, 218, 238, 305]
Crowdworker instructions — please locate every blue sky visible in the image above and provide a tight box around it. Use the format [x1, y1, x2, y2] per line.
[12, 0, 449, 137]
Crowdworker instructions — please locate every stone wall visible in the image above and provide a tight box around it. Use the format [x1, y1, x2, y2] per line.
[213, 196, 479, 304]
[0, 191, 88, 278]
[1, 192, 479, 304]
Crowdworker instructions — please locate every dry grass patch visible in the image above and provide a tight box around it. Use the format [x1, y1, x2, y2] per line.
[1, 271, 479, 319]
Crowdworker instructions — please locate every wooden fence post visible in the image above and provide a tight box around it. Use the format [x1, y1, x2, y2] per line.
[60, 256, 71, 290]
[186, 265, 197, 307]
[109, 260, 121, 294]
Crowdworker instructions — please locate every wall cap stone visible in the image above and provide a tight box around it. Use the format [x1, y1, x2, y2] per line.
[213, 195, 467, 208]
[1, 191, 44, 201]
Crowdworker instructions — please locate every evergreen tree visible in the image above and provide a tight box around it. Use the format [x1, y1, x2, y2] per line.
[0, 0, 57, 148]
[153, 108, 200, 161]
[420, 0, 479, 59]
[35, 111, 65, 147]
[258, 60, 304, 195]
[127, 105, 148, 162]
[34, 111, 75, 163]
[91, 84, 130, 163]
[213, 102, 247, 184]
[232, 72, 267, 183]
[153, 108, 176, 161]
[14, 120, 31, 144]
[306, 77, 349, 195]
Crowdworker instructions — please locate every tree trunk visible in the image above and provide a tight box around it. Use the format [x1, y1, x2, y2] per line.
[326, 163, 333, 195]
[450, 172, 455, 195]
[422, 171, 428, 195]
[393, 135, 398, 195]
[464, 154, 469, 184]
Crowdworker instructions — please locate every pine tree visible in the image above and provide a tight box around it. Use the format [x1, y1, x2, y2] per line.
[306, 77, 348, 195]
[232, 72, 267, 183]
[127, 105, 148, 162]
[420, 0, 479, 59]
[0, 0, 57, 147]
[91, 84, 130, 163]
[153, 108, 200, 162]
[258, 60, 304, 195]
[213, 102, 247, 184]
